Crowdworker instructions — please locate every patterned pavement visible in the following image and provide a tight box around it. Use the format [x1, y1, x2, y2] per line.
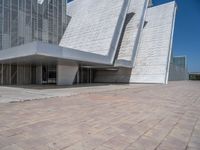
[0, 81, 200, 150]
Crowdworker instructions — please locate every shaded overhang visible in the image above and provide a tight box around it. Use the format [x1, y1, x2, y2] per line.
[0, 41, 114, 66]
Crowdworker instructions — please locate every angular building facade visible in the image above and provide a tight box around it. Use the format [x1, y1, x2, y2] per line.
[0, 0, 67, 49]
[0, 0, 66, 84]
[0, 0, 186, 85]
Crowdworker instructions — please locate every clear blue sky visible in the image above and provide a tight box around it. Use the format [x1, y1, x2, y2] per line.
[67, 0, 200, 72]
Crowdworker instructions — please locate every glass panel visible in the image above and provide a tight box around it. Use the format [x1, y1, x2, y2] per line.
[3, 64, 10, 85]
[42, 65, 56, 84]
[31, 65, 36, 84]
[11, 0, 19, 47]
[0, 0, 2, 50]
[1, 0, 66, 50]
[3, 0, 10, 34]
[11, 64, 17, 85]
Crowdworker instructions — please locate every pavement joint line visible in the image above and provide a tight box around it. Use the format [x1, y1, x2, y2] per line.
[154, 110, 187, 150]
[185, 118, 199, 150]
[123, 117, 166, 150]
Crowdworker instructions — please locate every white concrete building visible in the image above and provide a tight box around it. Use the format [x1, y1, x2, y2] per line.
[0, 0, 186, 85]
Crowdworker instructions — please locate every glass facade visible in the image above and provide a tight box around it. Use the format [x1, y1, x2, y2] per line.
[0, 0, 67, 50]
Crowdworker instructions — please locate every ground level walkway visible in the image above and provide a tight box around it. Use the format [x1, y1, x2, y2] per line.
[0, 81, 200, 150]
[0, 84, 151, 103]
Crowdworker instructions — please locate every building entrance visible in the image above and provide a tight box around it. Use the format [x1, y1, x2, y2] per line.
[42, 65, 56, 84]
[77, 67, 95, 84]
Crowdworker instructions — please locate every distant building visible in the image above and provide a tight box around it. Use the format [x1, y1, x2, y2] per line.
[169, 56, 188, 81]
[189, 73, 200, 80]
[0, 0, 184, 85]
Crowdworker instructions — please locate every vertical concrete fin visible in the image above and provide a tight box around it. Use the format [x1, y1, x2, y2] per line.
[129, 1, 177, 84]
[60, 0, 129, 60]
[115, 0, 149, 67]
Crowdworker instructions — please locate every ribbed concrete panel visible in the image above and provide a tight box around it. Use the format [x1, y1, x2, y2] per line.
[60, 0, 129, 57]
[130, 1, 177, 84]
[95, 1, 177, 84]
[116, 0, 148, 65]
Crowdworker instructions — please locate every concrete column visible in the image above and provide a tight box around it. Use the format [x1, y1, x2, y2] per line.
[9, 64, 11, 85]
[36, 65, 42, 85]
[1, 64, 3, 85]
[57, 63, 78, 85]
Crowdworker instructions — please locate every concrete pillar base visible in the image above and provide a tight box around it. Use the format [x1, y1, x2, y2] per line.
[57, 63, 78, 85]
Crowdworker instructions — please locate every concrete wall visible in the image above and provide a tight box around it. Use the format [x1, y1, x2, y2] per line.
[116, 0, 148, 63]
[95, 2, 177, 84]
[129, 2, 176, 84]
[57, 64, 78, 85]
[94, 68, 132, 83]
[36, 65, 42, 85]
[60, 0, 129, 57]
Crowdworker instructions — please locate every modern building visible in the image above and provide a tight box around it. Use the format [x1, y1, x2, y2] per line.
[0, 0, 67, 85]
[0, 0, 67, 49]
[0, 0, 186, 85]
[189, 73, 200, 80]
[169, 56, 188, 81]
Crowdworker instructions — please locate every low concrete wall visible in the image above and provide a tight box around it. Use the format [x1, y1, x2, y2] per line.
[94, 68, 132, 83]
[57, 64, 78, 85]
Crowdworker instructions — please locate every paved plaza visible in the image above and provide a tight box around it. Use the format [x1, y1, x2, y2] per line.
[0, 81, 200, 150]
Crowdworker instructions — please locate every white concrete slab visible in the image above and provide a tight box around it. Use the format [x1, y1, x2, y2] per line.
[94, 1, 177, 84]
[116, 0, 149, 66]
[60, 0, 129, 59]
[0, 41, 109, 65]
[130, 1, 177, 84]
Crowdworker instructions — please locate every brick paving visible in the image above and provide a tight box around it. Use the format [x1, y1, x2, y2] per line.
[0, 81, 200, 150]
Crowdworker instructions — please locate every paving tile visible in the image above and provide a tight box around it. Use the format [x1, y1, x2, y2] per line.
[1, 144, 24, 150]
[0, 81, 200, 150]
[125, 135, 159, 150]
[186, 146, 200, 150]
